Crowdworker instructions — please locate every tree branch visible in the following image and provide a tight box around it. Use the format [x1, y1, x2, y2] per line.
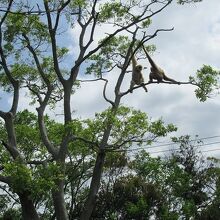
[22, 34, 51, 87]
[36, 107, 58, 158]
[0, 175, 11, 184]
[71, 135, 99, 149]
[102, 78, 115, 107]
[44, 1, 64, 84]
[0, 111, 6, 119]
[120, 80, 196, 97]
[1, 139, 20, 160]
[54, 0, 71, 32]
[0, 0, 13, 26]
[0, 185, 20, 203]
[27, 158, 54, 165]
[0, 1, 19, 115]
[73, 0, 172, 72]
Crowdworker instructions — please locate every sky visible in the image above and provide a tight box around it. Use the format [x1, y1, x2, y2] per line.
[1, 0, 220, 157]
[69, 0, 220, 157]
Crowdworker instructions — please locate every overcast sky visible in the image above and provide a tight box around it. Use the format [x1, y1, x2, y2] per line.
[1, 0, 220, 157]
[69, 0, 220, 157]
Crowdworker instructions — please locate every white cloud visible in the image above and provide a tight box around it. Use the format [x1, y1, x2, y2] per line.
[1, 0, 220, 157]
[67, 0, 220, 157]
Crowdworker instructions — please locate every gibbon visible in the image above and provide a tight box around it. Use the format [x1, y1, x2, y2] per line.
[143, 46, 180, 84]
[130, 51, 148, 93]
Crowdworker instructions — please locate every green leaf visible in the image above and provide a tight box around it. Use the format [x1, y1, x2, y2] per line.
[190, 65, 220, 102]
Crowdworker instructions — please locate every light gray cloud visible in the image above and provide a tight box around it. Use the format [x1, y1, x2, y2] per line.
[1, 0, 219, 157]
[67, 0, 220, 156]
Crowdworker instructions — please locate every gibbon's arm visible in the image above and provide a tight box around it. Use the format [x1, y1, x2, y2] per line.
[143, 46, 180, 84]
[142, 46, 159, 70]
[131, 50, 138, 68]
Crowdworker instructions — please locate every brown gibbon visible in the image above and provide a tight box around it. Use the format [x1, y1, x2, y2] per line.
[143, 46, 180, 84]
[130, 51, 148, 93]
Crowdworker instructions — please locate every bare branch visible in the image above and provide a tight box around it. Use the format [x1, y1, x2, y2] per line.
[73, 0, 172, 72]
[0, 185, 20, 203]
[0, 1, 19, 115]
[0, 0, 72, 15]
[54, 0, 71, 32]
[0, 8, 56, 15]
[26, 83, 43, 104]
[22, 34, 51, 86]
[102, 78, 115, 107]
[0, 0, 13, 26]
[114, 29, 138, 97]
[36, 105, 58, 158]
[79, 77, 115, 106]
[84, 0, 99, 50]
[70, 2, 99, 81]
[44, 1, 64, 84]
[0, 45, 19, 115]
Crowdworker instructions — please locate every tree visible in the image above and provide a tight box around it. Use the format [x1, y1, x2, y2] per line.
[92, 136, 219, 219]
[197, 157, 220, 220]
[0, 0, 219, 219]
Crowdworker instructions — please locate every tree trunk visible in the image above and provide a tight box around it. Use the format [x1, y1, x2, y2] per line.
[63, 82, 72, 124]
[52, 179, 69, 220]
[18, 191, 39, 220]
[80, 151, 106, 220]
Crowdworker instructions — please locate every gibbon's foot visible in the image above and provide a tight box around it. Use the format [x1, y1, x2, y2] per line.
[140, 83, 148, 92]
[143, 87, 148, 92]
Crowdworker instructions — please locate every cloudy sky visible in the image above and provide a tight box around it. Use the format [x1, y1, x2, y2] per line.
[1, 0, 220, 157]
[70, 0, 220, 157]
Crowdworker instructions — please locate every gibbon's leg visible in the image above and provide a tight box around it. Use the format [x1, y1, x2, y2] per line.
[130, 80, 148, 93]
[163, 74, 180, 84]
[130, 80, 135, 93]
[141, 83, 148, 92]
[130, 50, 148, 92]
[149, 72, 153, 83]
[140, 75, 148, 92]
[149, 71, 163, 83]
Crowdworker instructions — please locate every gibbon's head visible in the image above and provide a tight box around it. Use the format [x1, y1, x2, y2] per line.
[135, 64, 142, 71]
